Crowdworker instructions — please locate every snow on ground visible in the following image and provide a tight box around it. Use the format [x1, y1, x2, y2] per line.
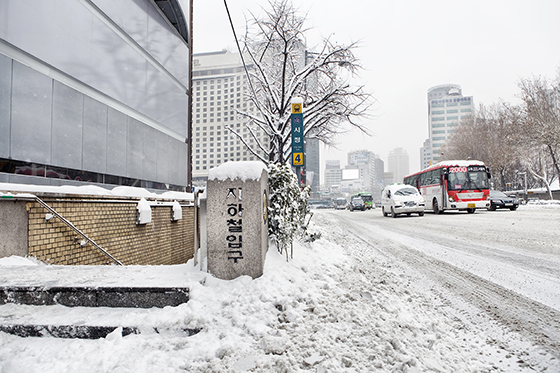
[1, 207, 559, 372]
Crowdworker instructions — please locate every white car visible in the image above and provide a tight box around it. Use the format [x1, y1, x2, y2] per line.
[381, 184, 425, 218]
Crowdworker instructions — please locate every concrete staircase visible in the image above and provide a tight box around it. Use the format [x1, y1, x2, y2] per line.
[0, 286, 200, 339]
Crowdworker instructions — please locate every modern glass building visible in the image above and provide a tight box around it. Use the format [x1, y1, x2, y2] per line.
[427, 84, 473, 163]
[0, 0, 192, 190]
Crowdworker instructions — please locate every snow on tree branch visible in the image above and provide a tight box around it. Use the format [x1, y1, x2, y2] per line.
[229, 0, 374, 164]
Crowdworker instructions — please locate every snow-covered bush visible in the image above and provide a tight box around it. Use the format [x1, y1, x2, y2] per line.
[267, 163, 315, 256]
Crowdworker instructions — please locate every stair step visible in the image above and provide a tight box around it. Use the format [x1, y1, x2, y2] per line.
[0, 324, 201, 339]
[0, 286, 189, 308]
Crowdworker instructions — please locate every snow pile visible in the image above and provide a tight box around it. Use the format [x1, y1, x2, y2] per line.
[0, 212, 557, 372]
[172, 200, 183, 221]
[207, 161, 266, 182]
[524, 199, 560, 208]
[0, 255, 44, 267]
[0, 182, 193, 201]
[136, 198, 152, 225]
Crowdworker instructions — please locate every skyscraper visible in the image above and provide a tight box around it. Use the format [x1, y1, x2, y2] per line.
[305, 137, 321, 198]
[427, 84, 474, 163]
[324, 160, 342, 190]
[420, 138, 432, 170]
[388, 147, 409, 183]
[345, 150, 379, 194]
[191, 51, 268, 181]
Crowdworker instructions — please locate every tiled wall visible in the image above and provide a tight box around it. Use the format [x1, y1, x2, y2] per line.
[26, 198, 196, 266]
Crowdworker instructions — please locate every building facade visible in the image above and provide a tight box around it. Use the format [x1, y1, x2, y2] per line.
[191, 51, 267, 181]
[388, 147, 409, 184]
[420, 138, 432, 170]
[0, 0, 192, 190]
[324, 160, 342, 190]
[305, 137, 321, 199]
[427, 84, 473, 163]
[345, 150, 379, 195]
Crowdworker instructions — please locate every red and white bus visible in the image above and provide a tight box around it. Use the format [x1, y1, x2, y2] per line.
[403, 160, 491, 214]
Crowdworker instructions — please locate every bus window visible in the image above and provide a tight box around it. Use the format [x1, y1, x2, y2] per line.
[448, 170, 490, 190]
[421, 172, 429, 186]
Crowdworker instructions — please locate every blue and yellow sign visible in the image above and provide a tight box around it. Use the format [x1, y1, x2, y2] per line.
[291, 102, 304, 166]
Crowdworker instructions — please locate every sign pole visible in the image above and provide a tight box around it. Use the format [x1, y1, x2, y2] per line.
[291, 98, 305, 187]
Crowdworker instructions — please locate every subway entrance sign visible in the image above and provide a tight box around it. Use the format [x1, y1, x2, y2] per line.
[291, 100, 304, 167]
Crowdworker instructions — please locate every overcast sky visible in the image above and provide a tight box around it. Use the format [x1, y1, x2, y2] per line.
[190, 0, 560, 178]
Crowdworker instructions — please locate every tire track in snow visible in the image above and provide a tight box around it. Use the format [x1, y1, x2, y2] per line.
[324, 210, 560, 365]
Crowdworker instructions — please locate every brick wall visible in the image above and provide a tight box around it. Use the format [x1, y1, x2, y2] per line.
[26, 197, 196, 266]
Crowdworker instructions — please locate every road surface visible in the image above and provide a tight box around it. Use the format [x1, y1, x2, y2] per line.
[316, 206, 560, 361]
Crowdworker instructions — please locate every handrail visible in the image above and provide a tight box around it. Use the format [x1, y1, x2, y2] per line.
[33, 196, 123, 266]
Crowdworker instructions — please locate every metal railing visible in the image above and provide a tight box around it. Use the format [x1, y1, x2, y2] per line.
[32, 196, 123, 266]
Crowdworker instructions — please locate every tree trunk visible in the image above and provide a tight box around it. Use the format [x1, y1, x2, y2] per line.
[547, 144, 560, 186]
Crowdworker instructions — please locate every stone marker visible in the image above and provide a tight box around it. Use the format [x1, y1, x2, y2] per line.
[207, 162, 268, 280]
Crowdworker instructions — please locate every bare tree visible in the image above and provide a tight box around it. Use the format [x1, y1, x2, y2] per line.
[506, 102, 556, 198]
[517, 74, 560, 182]
[442, 70, 560, 198]
[226, 0, 373, 164]
[442, 104, 522, 190]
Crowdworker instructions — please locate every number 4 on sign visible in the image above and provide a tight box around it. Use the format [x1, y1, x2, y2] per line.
[293, 152, 303, 166]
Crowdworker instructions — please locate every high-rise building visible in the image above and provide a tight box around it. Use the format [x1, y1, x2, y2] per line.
[345, 150, 379, 194]
[305, 137, 320, 198]
[427, 84, 474, 162]
[0, 0, 192, 190]
[420, 138, 432, 170]
[374, 157, 385, 198]
[388, 147, 409, 183]
[191, 51, 268, 180]
[324, 160, 342, 190]
[192, 49, 322, 195]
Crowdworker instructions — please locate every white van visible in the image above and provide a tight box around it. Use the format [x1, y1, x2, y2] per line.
[381, 184, 425, 218]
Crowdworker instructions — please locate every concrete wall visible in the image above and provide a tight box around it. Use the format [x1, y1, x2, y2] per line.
[0, 200, 28, 258]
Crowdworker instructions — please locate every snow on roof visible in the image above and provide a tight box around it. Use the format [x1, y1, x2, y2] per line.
[384, 183, 418, 192]
[406, 160, 487, 177]
[434, 160, 485, 167]
[207, 161, 266, 182]
[0, 182, 193, 201]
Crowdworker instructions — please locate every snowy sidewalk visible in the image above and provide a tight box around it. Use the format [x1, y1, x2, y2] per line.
[1, 211, 558, 372]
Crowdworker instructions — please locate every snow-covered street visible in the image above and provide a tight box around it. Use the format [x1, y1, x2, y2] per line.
[1, 205, 559, 372]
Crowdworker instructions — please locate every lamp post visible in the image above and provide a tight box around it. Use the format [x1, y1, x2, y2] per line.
[517, 171, 527, 203]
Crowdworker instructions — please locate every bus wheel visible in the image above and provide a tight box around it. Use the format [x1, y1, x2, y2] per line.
[433, 199, 441, 214]
[467, 208, 475, 214]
